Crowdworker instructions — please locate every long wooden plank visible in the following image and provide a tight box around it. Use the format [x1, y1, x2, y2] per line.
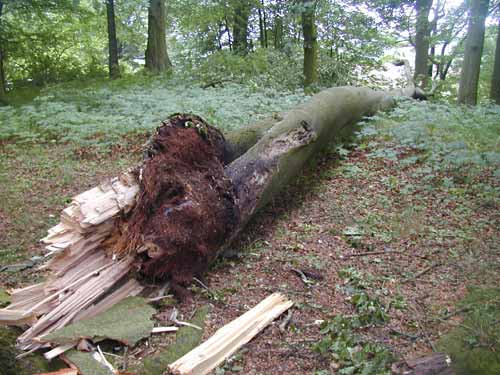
[169, 293, 293, 375]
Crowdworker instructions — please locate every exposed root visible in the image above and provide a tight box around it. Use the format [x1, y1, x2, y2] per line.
[114, 114, 238, 299]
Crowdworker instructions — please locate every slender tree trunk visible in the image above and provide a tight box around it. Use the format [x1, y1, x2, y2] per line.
[274, 16, 283, 49]
[106, 0, 120, 79]
[458, 0, 489, 105]
[414, 0, 433, 88]
[262, 0, 268, 48]
[301, 0, 318, 88]
[224, 15, 233, 51]
[490, 20, 500, 104]
[258, 7, 265, 48]
[145, 0, 172, 73]
[233, 1, 251, 54]
[428, 16, 437, 77]
[0, 0, 6, 98]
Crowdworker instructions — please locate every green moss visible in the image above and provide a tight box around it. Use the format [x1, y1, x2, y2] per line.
[138, 305, 209, 375]
[65, 350, 110, 375]
[437, 287, 500, 375]
[0, 289, 10, 308]
[0, 326, 52, 375]
[44, 296, 156, 347]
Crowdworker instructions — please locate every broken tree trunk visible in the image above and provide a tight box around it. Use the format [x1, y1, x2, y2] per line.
[0, 80, 420, 354]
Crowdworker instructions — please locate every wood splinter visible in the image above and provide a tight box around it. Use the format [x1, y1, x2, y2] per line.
[169, 293, 293, 375]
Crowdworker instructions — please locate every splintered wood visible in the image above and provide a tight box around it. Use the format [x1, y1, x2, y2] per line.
[169, 293, 293, 375]
[42, 172, 139, 256]
[0, 172, 141, 351]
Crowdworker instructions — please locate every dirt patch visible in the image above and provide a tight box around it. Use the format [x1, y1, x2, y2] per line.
[115, 114, 238, 299]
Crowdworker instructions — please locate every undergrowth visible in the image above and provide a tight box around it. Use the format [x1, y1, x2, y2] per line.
[363, 99, 500, 174]
[0, 76, 306, 150]
[437, 287, 500, 375]
[313, 268, 398, 375]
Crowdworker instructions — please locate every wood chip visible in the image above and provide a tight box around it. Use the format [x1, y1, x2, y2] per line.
[152, 326, 179, 334]
[43, 343, 75, 361]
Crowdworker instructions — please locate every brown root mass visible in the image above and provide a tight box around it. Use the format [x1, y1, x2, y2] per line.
[117, 114, 238, 297]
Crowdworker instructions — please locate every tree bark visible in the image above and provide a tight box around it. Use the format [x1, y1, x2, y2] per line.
[414, 0, 433, 88]
[224, 86, 408, 244]
[0, 0, 6, 98]
[458, 0, 490, 105]
[301, 0, 318, 88]
[106, 0, 120, 79]
[145, 0, 172, 73]
[490, 20, 500, 104]
[262, 0, 268, 48]
[258, 6, 265, 48]
[274, 16, 283, 49]
[233, 0, 251, 54]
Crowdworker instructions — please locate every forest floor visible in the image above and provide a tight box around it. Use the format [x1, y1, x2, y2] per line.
[0, 83, 499, 375]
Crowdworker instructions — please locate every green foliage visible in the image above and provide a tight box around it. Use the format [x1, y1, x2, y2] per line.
[364, 99, 500, 174]
[313, 268, 393, 374]
[314, 315, 392, 375]
[138, 306, 209, 375]
[438, 287, 500, 375]
[0, 77, 306, 149]
[1, 1, 108, 86]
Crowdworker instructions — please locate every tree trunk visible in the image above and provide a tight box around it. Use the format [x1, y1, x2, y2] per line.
[490, 20, 500, 104]
[302, 0, 318, 88]
[0, 0, 6, 99]
[225, 87, 397, 240]
[145, 0, 172, 73]
[233, 1, 251, 54]
[106, 0, 120, 79]
[274, 16, 283, 49]
[224, 15, 233, 51]
[458, 0, 489, 105]
[258, 6, 265, 48]
[262, 0, 268, 48]
[414, 0, 433, 88]
[1, 78, 423, 350]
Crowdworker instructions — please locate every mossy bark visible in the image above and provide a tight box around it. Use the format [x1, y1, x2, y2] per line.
[0, 1, 6, 99]
[224, 87, 396, 247]
[106, 0, 120, 79]
[414, 0, 433, 88]
[490, 20, 500, 105]
[458, 0, 489, 105]
[145, 0, 172, 73]
[224, 113, 284, 161]
[301, 0, 318, 88]
[232, 1, 251, 55]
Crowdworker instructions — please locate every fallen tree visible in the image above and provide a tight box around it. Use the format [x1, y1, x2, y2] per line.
[0, 76, 423, 354]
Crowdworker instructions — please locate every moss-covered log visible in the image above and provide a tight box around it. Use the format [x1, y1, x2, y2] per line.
[224, 86, 396, 243]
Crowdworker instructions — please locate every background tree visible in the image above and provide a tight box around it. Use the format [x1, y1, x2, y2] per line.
[458, 0, 490, 105]
[302, 0, 318, 88]
[0, 0, 5, 98]
[258, 0, 268, 48]
[232, 0, 252, 54]
[414, 0, 433, 88]
[490, 20, 500, 103]
[106, 0, 120, 79]
[145, 0, 172, 73]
